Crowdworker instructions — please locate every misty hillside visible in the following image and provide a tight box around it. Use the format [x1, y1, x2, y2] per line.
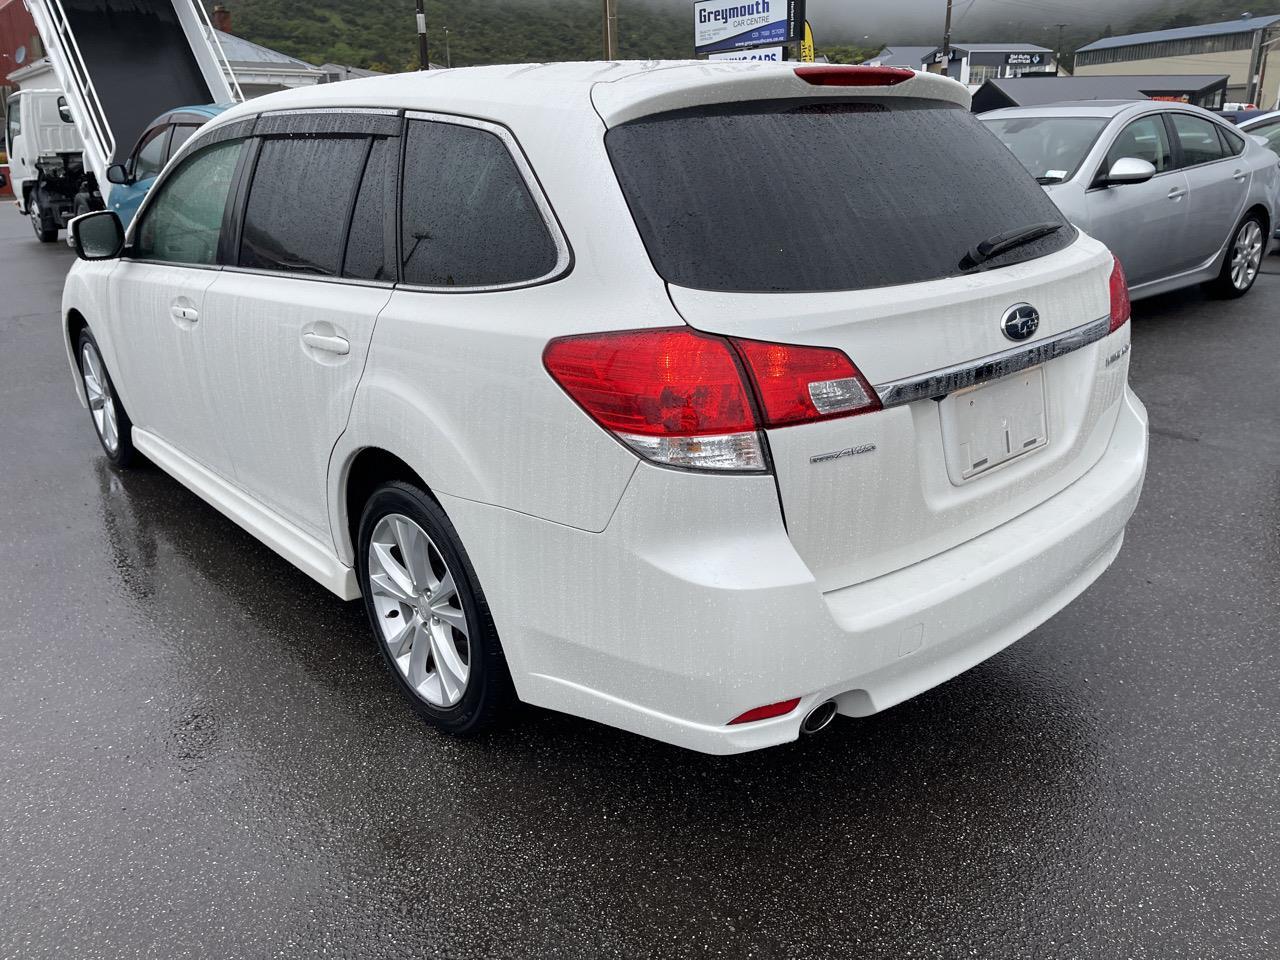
[223, 0, 1280, 72]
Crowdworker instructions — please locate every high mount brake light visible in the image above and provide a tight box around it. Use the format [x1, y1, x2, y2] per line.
[543, 328, 882, 473]
[1109, 254, 1131, 334]
[794, 65, 915, 87]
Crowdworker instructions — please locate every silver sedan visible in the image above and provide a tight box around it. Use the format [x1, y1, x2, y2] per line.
[982, 101, 1280, 299]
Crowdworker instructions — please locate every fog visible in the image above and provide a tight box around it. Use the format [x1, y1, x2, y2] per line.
[632, 0, 1171, 43]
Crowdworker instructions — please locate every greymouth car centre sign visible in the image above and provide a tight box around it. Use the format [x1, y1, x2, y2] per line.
[693, 0, 803, 55]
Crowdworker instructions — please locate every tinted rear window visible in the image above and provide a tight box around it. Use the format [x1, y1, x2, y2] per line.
[606, 98, 1075, 293]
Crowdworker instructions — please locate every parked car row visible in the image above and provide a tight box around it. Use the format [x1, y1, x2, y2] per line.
[982, 100, 1279, 300]
[60, 63, 1155, 754]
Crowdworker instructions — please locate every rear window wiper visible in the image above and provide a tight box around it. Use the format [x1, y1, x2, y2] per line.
[960, 221, 1063, 271]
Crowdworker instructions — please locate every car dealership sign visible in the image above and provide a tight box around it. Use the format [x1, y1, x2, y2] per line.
[694, 0, 802, 55]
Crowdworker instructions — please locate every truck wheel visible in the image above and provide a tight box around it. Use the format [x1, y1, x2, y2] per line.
[29, 194, 57, 243]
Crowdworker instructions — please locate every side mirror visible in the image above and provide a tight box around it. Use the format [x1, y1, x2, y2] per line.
[71, 211, 125, 261]
[1104, 157, 1157, 186]
[105, 163, 129, 185]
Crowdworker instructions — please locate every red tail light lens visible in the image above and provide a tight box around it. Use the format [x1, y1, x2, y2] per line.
[544, 328, 884, 473]
[794, 65, 915, 87]
[732, 338, 881, 428]
[728, 697, 801, 725]
[543, 327, 766, 472]
[1109, 254, 1131, 334]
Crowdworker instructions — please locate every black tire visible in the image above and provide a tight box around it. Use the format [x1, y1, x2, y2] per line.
[29, 192, 57, 243]
[1209, 213, 1266, 299]
[76, 329, 136, 467]
[357, 481, 515, 736]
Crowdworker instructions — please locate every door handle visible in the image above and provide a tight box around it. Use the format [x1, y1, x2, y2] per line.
[1232, 169, 1247, 182]
[169, 305, 198, 323]
[1167, 187, 1187, 200]
[301, 332, 350, 356]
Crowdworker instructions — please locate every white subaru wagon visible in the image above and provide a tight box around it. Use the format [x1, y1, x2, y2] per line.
[63, 62, 1149, 754]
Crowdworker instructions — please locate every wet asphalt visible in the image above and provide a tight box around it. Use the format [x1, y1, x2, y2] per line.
[1, 211, 1277, 960]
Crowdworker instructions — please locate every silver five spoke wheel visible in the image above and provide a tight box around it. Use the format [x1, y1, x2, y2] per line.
[1231, 220, 1263, 292]
[367, 513, 471, 708]
[81, 341, 120, 455]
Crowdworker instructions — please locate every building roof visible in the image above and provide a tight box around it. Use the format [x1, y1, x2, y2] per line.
[948, 43, 1053, 53]
[870, 45, 935, 66]
[214, 30, 321, 71]
[1076, 15, 1280, 53]
[972, 74, 1230, 111]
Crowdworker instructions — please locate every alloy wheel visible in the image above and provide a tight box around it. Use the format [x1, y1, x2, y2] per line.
[1231, 220, 1263, 291]
[367, 513, 471, 708]
[80, 341, 120, 454]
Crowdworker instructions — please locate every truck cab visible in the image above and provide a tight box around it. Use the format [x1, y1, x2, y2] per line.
[5, 86, 89, 241]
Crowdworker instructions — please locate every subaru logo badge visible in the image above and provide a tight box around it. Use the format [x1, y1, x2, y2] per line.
[1001, 303, 1040, 342]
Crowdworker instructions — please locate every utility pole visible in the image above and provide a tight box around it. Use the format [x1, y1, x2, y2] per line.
[416, 0, 430, 70]
[941, 0, 953, 66]
[602, 0, 619, 60]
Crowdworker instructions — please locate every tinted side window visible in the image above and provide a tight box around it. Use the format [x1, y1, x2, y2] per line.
[5, 97, 19, 151]
[239, 135, 368, 276]
[1105, 116, 1172, 173]
[168, 124, 200, 162]
[1170, 114, 1225, 167]
[135, 139, 243, 265]
[1217, 124, 1245, 157]
[133, 126, 170, 181]
[343, 137, 395, 281]
[401, 120, 558, 287]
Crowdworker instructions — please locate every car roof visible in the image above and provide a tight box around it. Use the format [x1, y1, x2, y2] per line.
[980, 100, 1220, 121]
[206, 60, 970, 132]
[1240, 110, 1280, 128]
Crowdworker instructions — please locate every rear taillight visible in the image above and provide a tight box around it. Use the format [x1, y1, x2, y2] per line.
[543, 328, 882, 473]
[1109, 254, 1131, 333]
[543, 327, 765, 472]
[731, 338, 881, 427]
[794, 65, 914, 87]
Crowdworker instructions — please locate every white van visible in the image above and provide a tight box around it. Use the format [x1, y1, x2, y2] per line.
[61, 63, 1149, 754]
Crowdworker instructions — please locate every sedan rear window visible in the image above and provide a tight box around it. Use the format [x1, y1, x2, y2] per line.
[983, 115, 1108, 183]
[606, 98, 1074, 294]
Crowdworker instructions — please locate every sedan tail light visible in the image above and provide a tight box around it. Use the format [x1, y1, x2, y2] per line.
[544, 327, 881, 473]
[1109, 254, 1131, 333]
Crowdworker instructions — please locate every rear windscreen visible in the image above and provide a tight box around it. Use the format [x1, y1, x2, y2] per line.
[606, 98, 1075, 293]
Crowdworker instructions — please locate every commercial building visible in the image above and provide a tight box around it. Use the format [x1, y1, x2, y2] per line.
[1074, 14, 1280, 108]
[869, 42, 1059, 90]
[970, 73, 1230, 113]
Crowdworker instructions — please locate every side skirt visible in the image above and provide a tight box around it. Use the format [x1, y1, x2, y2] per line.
[132, 428, 361, 601]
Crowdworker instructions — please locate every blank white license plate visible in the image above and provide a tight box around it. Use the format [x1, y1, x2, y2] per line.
[939, 367, 1048, 483]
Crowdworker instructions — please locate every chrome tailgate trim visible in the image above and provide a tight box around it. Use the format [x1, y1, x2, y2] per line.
[874, 316, 1111, 408]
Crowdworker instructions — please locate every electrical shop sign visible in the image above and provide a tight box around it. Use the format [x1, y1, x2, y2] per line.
[694, 0, 801, 55]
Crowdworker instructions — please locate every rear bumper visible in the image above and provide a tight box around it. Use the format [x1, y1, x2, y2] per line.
[443, 388, 1149, 755]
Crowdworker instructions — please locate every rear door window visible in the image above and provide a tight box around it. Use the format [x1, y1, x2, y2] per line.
[1169, 114, 1226, 167]
[606, 98, 1074, 293]
[400, 119, 559, 288]
[239, 135, 369, 276]
[343, 137, 396, 281]
[167, 124, 200, 162]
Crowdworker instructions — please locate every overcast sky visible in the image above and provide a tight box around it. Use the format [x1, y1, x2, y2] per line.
[643, 0, 1170, 42]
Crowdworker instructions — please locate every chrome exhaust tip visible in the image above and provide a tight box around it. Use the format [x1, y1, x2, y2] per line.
[800, 700, 838, 735]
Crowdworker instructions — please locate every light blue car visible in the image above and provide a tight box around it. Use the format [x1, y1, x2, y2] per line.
[104, 104, 231, 226]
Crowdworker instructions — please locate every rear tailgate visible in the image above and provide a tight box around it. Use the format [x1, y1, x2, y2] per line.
[603, 76, 1130, 593]
[669, 241, 1126, 591]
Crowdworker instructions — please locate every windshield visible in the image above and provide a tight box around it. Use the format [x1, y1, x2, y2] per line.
[983, 116, 1108, 184]
[606, 98, 1074, 294]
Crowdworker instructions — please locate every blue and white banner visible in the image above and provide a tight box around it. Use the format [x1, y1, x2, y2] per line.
[694, 0, 798, 54]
